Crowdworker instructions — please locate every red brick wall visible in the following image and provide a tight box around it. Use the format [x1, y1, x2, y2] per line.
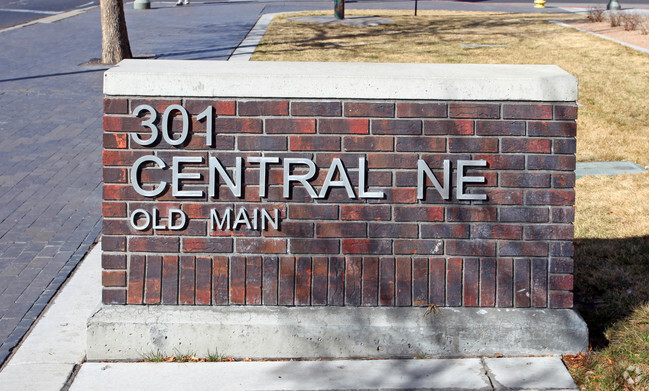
[102, 98, 577, 308]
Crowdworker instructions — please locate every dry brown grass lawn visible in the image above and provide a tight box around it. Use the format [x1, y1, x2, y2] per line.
[253, 10, 649, 167]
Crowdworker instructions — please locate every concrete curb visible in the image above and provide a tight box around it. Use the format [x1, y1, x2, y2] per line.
[229, 12, 283, 61]
[549, 19, 649, 55]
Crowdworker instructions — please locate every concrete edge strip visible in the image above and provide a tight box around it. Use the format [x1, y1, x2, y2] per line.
[549, 19, 649, 55]
[228, 12, 284, 61]
[0, 6, 94, 34]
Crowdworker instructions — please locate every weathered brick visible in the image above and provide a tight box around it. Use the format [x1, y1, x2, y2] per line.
[552, 173, 575, 188]
[291, 239, 339, 254]
[503, 104, 552, 120]
[396, 137, 445, 152]
[446, 206, 497, 222]
[127, 255, 145, 304]
[376, 188, 418, 204]
[446, 257, 462, 306]
[144, 255, 162, 304]
[162, 255, 179, 304]
[278, 257, 295, 305]
[366, 153, 418, 169]
[476, 121, 525, 136]
[480, 258, 496, 307]
[531, 258, 548, 307]
[102, 253, 126, 269]
[182, 238, 232, 253]
[341, 205, 391, 221]
[448, 137, 498, 153]
[394, 239, 443, 255]
[550, 257, 573, 273]
[292, 101, 341, 117]
[103, 133, 128, 149]
[552, 207, 575, 223]
[102, 236, 127, 252]
[344, 136, 393, 151]
[290, 135, 340, 151]
[394, 206, 444, 222]
[319, 118, 369, 134]
[195, 256, 212, 305]
[484, 189, 527, 206]
[554, 104, 578, 120]
[500, 172, 550, 188]
[421, 224, 470, 239]
[499, 241, 548, 257]
[526, 189, 575, 206]
[103, 289, 127, 304]
[528, 121, 576, 137]
[527, 155, 576, 171]
[549, 291, 573, 308]
[370, 223, 418, 238]
[549, 274, 573, 290]
[103, 270, 127, 287]
[345, 257, 362, 305]
[449, 103, 499, 119]
[295, 257, 312, 305]
[312, 257, 328, 305]
[184, 99, 236, 115]
[103, 150, 149, 166]
[554, 138, 576, 154]
[342, 239, 391, 255]
[179, 256, 196, 304]
[514, 259, 531, 308]
[316, 222, 366, 238]
[229, 256, 245, 304]
[372, 119, 421, 135]
[130, 237, 179, 253]
[328, 257, 345, 306]
[130, 99, 181, 113]
[497, 258, 513, 307]
[395, 257, 412, 306]
[211, 256, 229, 305]
[362, 257, 379, 306]
[103, 167, 128, 184]
[238, 100, 288, 116]
[239, 135, 287, 151]
[551, 242, 574, 257]
[472, 224, 522, 240]
[397, 102, 447, 118]
[429, 258, 445, 306]
[500, 207, 549, 223]
[412, 258, 428, 306]
[104, 98, 129, 114]
[473, 154, 525, 170]
[423, 119, 473, 135]
[446, 240, 496, 256]
[289, 204, 338, 220]
[261, 256, 278, 305]
[213, 118, 262, 133]
[236, 238, 287, 254]
[345, 102, 394, 117]
[379, 257, 395, 306]
[501, 138, 552, 154]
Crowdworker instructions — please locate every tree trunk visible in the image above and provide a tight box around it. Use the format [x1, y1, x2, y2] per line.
[100, 0, 132, 65]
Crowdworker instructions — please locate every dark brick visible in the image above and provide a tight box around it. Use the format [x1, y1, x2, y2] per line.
[461, 258, 478, 306]
[500, 173, 550, 188]
[245, 256, 262, 305]
[497, 258, 513, 307]
[394, 206, 444, 222]
[412, 258, 428, 306]
[102, 202, 126, 218]
[345, 257, 362, 306]
[344, 136, 393, 151]
[552, 207, 575, 223]
[483, 189, 524, 205]
[266, 118, 315, 134]
[179, 256, 195, 304]
[290, 135, 340, 151]
[421, 224, 470, 239]
[328, 257, 345, 306]
[104, 98, 128, 114]
[212, 256, 229, 305]
[514, 259, 530, 308]
[472, 224, 522, 240]
[396, 137, 445, 152]
[289, 204, 338, 220]
[292, 101, 341, 117]
[446, 240, 496, 256]
[551, 242, 574, 257]
[379, 257, 395, 306]
[532, 259, 548, 307]
[279, 257, 295, 305]
[550, 274, 573, 290]
[526, 189, 575, 206]
[213, 118, 262, 133]
[103, 150, 149, 166]
[372, 120, 421, 135]
[446, 257, 462, 306]
[446, 206, 497, 222]
[449, 103, 499, 119]
[341, 205, 391, 221]
[394, 239, 443, 255]
[262, 256, 278, 305]
[501, 138, 552, 154]
[182, 238, 232, 253]
[102, 270, 126, 287]
[362, 257, 379, 306]
[345, 102, 394, 117]
[524, 225, 573, 240]
[396, 257, 412, 306]
[144, 255, 162, 304]
[102, 289, 126, 304]
[448, 138, 498, 153]
[550, 258, 573, 273]
[474, 154, 525, 170]
[291, 239, 339, 254]
[503, 104, 552, 120]
[342, 239, 391, 255]
[366, 153, 418, 169]
[423, 119, 473, 135]
[429, 258, 445, 306]
[397, 102, 446, 118]
[295, 257, 312, 305]
[500, 207, 549, 223]
[528, 121, 576, 137]
[475, 121, 525, 136]
[184, 99, 236, 115]
[319, 118, 369, 134]
[554, 138, 576, 154]
[499, 241, 549, 257]
[527, 155, 576, 171]
[480, 258, 496, 307]
[236, 238, 287, 254]
[370, 223, 418, 238]
[316, 222, 366, 238]
[130, 99, 180, 113]
[103, 133, 128, 149]
[552, 173, 575, 188]
[550, 291, 573, 308]
[103, 167, 128, 184]
[239, 135, 287, 151]
[554, 105, 578, 120]
[312, 257, 328, 305]
[238, 100, 288, 116]
[102, 253, 126, 269]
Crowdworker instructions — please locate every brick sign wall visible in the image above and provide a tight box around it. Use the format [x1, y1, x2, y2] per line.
[102, 90, 577, 309]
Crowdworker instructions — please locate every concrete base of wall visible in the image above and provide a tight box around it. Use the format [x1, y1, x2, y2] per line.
[86, 306, 588, 361]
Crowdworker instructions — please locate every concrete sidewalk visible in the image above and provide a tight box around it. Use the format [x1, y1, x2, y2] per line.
[0, 244, 579, 390]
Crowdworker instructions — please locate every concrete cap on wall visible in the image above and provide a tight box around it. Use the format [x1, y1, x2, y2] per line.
[104, 60, 578, 101]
